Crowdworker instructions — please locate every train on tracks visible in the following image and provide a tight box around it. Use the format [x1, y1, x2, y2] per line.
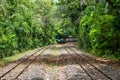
[56, 37, 78, 43]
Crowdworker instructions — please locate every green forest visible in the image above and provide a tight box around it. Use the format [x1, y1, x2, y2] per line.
[0, 0, 120, 59]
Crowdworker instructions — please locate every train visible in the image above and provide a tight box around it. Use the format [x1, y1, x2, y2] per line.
[56, 37, 78, 43]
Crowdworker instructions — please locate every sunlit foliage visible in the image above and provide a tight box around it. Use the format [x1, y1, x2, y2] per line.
[58, 0, 120, 59]
[0, 0, 60, 58]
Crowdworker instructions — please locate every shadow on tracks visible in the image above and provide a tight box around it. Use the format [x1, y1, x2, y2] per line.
[19, 53, 93, 66]
[31, 77, 44, 80]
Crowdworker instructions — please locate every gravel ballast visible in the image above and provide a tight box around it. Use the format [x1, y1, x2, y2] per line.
[0, 43, 120, 80]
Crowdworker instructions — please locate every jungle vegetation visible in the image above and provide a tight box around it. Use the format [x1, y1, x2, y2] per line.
[0, 0, 120, 59]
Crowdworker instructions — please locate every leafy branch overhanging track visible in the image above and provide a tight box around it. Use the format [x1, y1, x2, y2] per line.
[0, 46, 51, 80]
[65, 46, 113, 80]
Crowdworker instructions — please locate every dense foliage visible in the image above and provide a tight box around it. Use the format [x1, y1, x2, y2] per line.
[0, 0, 60, 58]
[58, 0, 120, 59]
[0, 0, 120, 59]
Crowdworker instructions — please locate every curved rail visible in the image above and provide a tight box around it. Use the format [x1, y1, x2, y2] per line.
[0, 46, 50, 80]
[65, 47, 93, 80]
[14, 46, 49, 79]
[67, 46, 113, 80]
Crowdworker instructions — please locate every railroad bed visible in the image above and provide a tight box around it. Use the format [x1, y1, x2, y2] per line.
[0, 43, 120, 80]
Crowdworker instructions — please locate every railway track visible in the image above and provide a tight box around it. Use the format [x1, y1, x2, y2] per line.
[0, 44, 119, 80]
[65, 46, 113, 80]
[0, 46, 51, 80]
[64, 46, 92, 80]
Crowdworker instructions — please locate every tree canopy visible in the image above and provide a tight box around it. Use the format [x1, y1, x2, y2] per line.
[0, 0, 120, 59]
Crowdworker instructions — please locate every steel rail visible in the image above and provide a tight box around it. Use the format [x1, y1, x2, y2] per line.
[14, 46, 50, 79]
[0, 46, 48, 79]
[69, 47, 113, 80]
[65, 47, 93, 80]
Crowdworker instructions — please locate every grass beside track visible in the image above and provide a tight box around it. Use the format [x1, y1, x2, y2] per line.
[0, 49, 36, 68]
